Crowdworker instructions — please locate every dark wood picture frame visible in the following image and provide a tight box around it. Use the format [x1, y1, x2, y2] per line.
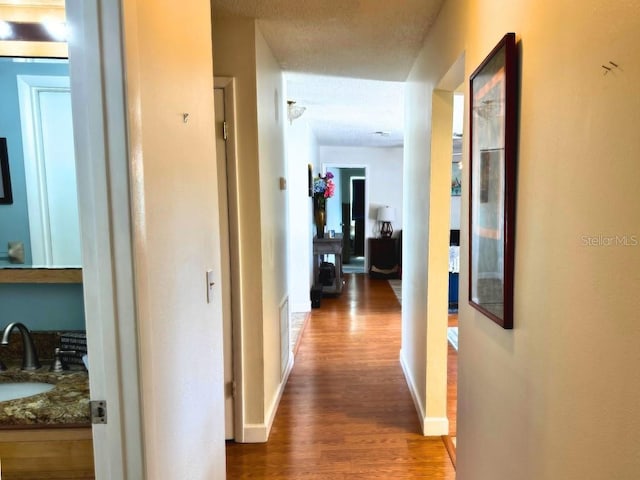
[0, 138, 13, 204]
[468, 33, 517, 329]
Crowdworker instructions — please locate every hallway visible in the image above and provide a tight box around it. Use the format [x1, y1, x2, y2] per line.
[226, 274, 456, 479]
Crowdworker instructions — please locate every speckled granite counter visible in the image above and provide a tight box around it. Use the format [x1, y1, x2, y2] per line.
[0, 367, 91, 427]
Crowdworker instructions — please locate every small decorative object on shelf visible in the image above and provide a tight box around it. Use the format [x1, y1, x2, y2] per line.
[312, 171, 335, 238]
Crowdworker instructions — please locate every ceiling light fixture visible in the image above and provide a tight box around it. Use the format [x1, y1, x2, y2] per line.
[287, 100, 306, 124]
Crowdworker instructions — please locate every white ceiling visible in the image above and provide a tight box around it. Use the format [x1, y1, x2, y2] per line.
[211, 0, 446, 147]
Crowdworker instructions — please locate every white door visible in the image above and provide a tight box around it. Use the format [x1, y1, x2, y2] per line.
[17, 75, 81, 267]
[214, 87, 235, 439]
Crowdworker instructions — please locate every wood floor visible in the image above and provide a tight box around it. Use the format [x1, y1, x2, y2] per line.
[226, 274, 457, 479]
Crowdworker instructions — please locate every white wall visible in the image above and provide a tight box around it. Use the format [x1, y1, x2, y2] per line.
[212, 15, 291, 442]
[405, 0, 640, 478]
[211, 16, 265, 438]
[286, 117, 317, 312]
[121, 0, 226, 478]
[320, 146, 404, 245]
[254, 26, 290, 433]
[450, 196, 461, 229]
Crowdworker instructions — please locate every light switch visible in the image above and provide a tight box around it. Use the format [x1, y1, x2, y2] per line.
[206, 270, 215, 303]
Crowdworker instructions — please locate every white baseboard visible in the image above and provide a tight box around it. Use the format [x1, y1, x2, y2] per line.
[240, 352, 294, 443]
[266, 351, 294, 433]
[424, 416, 449, 435]
[241, 423, 268, 443]
[399, 349, 449, 436]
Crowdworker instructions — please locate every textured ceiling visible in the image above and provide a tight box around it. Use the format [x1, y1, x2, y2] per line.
[211, 0, 444, 81]
[286, 73, 405, 147]
[211, 0, 446, 147]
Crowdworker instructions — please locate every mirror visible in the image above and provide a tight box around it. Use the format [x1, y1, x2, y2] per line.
[0, 56, 81, 269]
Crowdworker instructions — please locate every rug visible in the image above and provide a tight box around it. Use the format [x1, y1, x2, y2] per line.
[388, 279, 458, 350]
[388, 279, 402, 303]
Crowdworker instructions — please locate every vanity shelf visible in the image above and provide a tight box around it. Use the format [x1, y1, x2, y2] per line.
[0, 268, 82, 284]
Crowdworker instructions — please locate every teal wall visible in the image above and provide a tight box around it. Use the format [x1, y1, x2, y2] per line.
[0, 58, 83, 332]
[0, 283, 85, 331]
[0, 58, 69, 265]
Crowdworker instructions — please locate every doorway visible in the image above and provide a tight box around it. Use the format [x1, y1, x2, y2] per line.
[214, 77, 243, 442]
[323, 165, 367, 274]
[17, 73, 81, 267]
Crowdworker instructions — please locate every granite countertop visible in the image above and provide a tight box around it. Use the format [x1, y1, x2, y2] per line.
[0, 366, 91, 427]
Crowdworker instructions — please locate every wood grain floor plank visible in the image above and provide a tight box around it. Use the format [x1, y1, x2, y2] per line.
[226, 274, 456, 479]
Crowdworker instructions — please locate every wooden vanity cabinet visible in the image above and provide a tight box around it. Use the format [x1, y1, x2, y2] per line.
[0, 427, 94, 479]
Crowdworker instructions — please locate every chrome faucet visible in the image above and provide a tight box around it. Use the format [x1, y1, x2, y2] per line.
[1, 322, 41, 370]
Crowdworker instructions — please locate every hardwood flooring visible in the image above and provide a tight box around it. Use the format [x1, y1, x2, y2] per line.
[226, 274, 456, 479]
[447, 313, 458, 438]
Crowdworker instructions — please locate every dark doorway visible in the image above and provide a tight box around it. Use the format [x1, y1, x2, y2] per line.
[351, 178, 365, 256]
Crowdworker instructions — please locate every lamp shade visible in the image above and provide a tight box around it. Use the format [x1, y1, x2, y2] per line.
[377, 206, 395, 222]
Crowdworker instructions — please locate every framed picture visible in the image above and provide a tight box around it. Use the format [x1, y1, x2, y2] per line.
[0, 138, 13, 205]
[468, 33, 518, 329]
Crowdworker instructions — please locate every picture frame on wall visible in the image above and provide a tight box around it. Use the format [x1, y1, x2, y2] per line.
[0, 138, 13, 204]
[468, 33, 518, 329]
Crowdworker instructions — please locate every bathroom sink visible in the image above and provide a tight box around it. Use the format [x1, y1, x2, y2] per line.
[0, 382, 54, 402]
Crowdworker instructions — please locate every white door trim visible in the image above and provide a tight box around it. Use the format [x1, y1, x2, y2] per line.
[214, 76, 245, 442]
[66, 1, 144, 478]
[17, 75, 81, 267]
[321, 162, 370, 265]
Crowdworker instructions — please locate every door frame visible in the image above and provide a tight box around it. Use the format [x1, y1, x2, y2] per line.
[17, 75, 81, 267]
[421, 51, 466, 436]
[67, 0, 144, 477]
[321, 163, 369, 266]
[214, 76, 245, 442]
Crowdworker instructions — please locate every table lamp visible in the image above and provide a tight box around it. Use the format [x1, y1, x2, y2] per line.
[377, 206, 395, 238]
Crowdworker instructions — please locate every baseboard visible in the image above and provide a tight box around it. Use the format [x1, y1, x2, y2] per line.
[291, 301, 311, 313]
[441, 435, 457, 468]
[399, 349, 449, 436]
[265, 351, 294, 436]
[240, 351, 294, 443]
[400, 348, 426, 428]
[424, 416, 449, 435]
[241, 423, 269, 443]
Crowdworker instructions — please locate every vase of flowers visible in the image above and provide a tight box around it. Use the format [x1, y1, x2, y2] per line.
[312, 171, 335, 238]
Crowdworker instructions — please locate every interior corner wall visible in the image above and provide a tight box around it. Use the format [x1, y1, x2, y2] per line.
[405, 0, 640, 478]
[211, 15, 266, 435]
[254, 25, 290, 431]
